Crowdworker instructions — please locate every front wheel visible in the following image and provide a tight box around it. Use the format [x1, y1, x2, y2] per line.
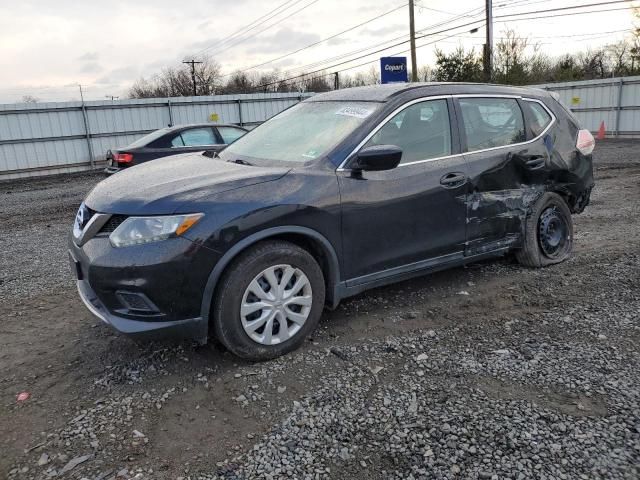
[516, 192, 574, 268]
[212, 240, 325, 361]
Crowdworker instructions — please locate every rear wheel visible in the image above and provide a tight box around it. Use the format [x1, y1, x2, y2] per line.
[516, 192, 573, 268]
[212, 240, 325, 361]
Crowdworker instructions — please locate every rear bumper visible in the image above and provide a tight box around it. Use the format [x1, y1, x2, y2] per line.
[77, 278, 208, 342]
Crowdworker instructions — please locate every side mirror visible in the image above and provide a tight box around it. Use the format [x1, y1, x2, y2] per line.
[353, 145, 402, 171]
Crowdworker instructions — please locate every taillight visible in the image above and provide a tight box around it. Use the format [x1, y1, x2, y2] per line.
[114, 152, 133, 164]
[576, 129, 595, 155]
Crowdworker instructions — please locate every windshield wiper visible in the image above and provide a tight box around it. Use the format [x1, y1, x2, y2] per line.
[227, 158, 253, 166]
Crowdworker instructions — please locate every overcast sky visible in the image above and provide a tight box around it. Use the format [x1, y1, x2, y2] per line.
[0, 0, 637, 103]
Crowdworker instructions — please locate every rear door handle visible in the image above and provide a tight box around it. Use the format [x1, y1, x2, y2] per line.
[525, 156, 546, 170]
[440, 172, 467, 188]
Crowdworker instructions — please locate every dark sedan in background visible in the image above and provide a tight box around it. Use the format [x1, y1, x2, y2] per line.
[105, 123, 248, 173]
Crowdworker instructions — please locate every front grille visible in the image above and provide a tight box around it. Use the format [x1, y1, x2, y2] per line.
[99, 215, 128, 234]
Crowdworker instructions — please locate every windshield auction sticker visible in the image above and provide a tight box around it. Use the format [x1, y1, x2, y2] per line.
[335, 105, 374, 119]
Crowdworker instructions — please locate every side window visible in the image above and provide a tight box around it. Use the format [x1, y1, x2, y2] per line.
[170, 135, 185, 147]
[364, 99, 452, 164]
[523, 100, 553, 137]
[217, 126, 246, 144]
[171, 128, 217, 147]
[459, 98, 525, 151]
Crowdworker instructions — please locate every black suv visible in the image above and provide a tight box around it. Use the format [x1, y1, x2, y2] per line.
[69, 83, 595, 360]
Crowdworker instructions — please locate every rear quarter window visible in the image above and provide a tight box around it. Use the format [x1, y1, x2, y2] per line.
[523, 100, 553, 137]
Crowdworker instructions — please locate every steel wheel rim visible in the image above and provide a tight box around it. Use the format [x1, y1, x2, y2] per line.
[240, 264, 313, 345]
[538, 206, 569, 258]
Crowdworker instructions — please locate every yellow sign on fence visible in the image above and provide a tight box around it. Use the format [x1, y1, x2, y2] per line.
[209, 113, 219, 122]
[571, 97, 581, 106]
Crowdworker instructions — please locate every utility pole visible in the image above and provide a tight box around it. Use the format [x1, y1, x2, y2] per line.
[409, 0, 418, 82]
[334, 72, 339, 90]
[484, 0, 493, 82]
[183, 59, 203, 96]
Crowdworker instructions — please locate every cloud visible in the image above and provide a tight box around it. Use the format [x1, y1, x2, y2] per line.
[78, 51, 99, 61]
[361, 24, 405, 37]
[242, 27, 321, 55]
[80, 62, 104, 73]
[94, 65, 140, 84]
[326, 36, 351, 46]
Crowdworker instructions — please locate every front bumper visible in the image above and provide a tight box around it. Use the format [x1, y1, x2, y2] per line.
[77, 278, 207, 342]
[68, 231, 220, 343]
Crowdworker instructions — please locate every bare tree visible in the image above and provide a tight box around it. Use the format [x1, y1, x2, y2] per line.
[21, 95, 39, 103]
[494, 29, 532, 85]
[194, 60, 222, 95]
[577, 49, 607, 79]
[417, 65, 431, 82]
[129, 57, 222, 98]
[607, 40, 630, 76]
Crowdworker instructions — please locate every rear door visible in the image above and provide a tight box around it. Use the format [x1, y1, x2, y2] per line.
[139, 127, 224, 161]
[168, 127, 225, 154]
[215, 126, 247, 145]
[338, 97, 470, 284]
[455, 96, 554, 255]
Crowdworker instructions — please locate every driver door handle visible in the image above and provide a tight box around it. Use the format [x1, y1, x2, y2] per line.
[440, 172, 467, 189]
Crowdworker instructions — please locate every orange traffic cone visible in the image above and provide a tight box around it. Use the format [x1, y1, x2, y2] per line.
[596, 121, 606, 140]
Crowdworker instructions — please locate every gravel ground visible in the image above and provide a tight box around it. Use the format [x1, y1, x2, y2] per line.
[0, 140, 639, 480]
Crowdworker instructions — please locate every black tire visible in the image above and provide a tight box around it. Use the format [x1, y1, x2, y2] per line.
[212, 240, 325, 361]
[516, 192, 574, 268]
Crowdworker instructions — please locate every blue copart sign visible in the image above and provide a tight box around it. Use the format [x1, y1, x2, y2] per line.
[380, 57, 408, 84]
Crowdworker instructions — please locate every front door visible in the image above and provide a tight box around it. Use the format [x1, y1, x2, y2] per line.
[338, 97, 470, 285]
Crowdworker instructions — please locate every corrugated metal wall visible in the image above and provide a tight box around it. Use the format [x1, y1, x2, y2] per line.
[532, 76, 640, 137]
[0, 92, 313, 180]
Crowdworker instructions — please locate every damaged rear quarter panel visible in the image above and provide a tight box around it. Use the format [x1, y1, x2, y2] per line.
[462, 118, 586, 256]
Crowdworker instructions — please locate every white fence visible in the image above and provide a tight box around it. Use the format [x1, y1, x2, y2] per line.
[0, 92, 313, 180]
[2, 78, 638, 180]
[532, 76, 640, 138]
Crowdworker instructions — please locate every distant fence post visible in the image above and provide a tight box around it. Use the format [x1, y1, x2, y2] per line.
[237, 99, 243, 126]
[615, 78, 624, 138]
[79, 96, 95, 169]
[167, 97, 174, 127]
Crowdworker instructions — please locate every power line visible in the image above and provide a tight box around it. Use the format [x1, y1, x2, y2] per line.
[195, 0, 319, 59]
[191, 0, 299, 58]
[252, 0, 638, 90]
[218, 3, 408, 78]
[494, 5, 635, 22]
[228, 4, 492, 78]
[223, 0, 544, 78]
[254, 18, 488, 89]
[504, 0, 633, 16]
[275, 24, 487, 90]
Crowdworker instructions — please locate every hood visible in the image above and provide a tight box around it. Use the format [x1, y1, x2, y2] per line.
[85, 153, 290, 214]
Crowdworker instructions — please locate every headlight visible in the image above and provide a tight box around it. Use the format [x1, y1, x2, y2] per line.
[109, 213, 203, 247]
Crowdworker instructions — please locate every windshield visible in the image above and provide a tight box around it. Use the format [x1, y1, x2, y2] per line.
[219, 101, 380, 163]
[127, 128, 171, 148]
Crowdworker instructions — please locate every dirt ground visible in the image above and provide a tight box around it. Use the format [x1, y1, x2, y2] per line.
[0, 140, 639, 479]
